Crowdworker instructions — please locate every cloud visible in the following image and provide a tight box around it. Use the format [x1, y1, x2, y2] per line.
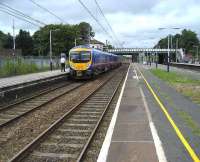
[0, 0, 200, 47]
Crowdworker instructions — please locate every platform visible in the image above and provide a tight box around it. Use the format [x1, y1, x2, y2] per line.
[0, 69, 69, 89]
[98, 64, 159, 162]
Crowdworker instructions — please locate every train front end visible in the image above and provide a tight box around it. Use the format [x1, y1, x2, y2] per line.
[69, 47, 93, 78]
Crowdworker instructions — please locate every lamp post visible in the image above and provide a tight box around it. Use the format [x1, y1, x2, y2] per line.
[175, 38, 179, 62]
[156, 45, 160, 68]
[158, 27, 180, 72]
[49, 29, 60, 71]
[74, 37, 82, 47]
[12, 19, 15, 56]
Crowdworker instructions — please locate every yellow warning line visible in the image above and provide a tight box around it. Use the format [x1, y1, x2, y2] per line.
[136, 65, 200, 162]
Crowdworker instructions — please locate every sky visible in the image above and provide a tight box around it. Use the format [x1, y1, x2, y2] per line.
[0, 0, 200, 48]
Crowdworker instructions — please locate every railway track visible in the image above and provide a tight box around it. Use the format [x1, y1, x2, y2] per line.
[0, 73, 69, 107]
[9, 66, 127, 162]
[170, 62, 200, 72]
[0, 81, 85, 128]
[0, 80, 70, 110]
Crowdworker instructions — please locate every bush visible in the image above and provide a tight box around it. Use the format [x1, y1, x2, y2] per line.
[0, 57, 47, 77]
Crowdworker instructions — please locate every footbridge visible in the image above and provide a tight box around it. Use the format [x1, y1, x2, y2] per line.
[107, 48, 184, 63]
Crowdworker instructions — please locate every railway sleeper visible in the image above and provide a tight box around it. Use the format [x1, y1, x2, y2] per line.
[36, 143, 82, 153]
[54, 129, 90, 137]
[30, 151, 77, 161]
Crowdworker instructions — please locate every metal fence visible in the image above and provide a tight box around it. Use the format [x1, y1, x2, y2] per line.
[0, 56, 60, 69]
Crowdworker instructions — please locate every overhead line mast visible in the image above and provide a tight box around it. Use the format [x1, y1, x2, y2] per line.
[12, 19, 15, 56]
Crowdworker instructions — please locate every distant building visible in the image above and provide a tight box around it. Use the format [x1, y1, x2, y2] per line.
[89, 39, 105, 51]
[183, 53, 193, 63]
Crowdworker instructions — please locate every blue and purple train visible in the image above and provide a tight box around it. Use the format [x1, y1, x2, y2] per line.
[69, 45, 121, 78]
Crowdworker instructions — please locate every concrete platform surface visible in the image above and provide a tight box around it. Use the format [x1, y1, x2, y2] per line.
[0, 68, 69, 89]
[105, 64, 158, 162]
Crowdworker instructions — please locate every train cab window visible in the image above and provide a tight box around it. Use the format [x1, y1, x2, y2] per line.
[70, 51, 91, 63]
[81, 51, 91, 62]
[70, 52, 80, 62]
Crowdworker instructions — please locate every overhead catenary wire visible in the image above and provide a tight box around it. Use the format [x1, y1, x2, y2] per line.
[29, 0, 65, 23]
[0, 8, 41, 27]
[78, 0, 118, 47]
[0, 2, 46, 26]
[94, 0, 121, 47]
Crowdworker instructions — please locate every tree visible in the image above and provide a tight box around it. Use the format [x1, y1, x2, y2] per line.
[179, 29, 199, 54]
[78, 22, 95, 44]
[15, 30, 34, 56]
[3, 33, 13, 49]
[0, 30, 7, 49]
[156, 29, 199, 56]
[33, 24, 77, 56]
[32, 22, 95, 56]
[156, 37, 168, 48]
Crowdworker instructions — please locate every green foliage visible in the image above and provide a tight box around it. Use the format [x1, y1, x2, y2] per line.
[16, 29, 34, 56]
[150, 69, 200, 84]
[0, 31, 7, 49]
[107, 44, 114, 49]
[179, 29, 199, 55]
[0, 21, 95, 56]
[3, 33, 13, 49]
[156, 29, 199, 56]
[0, 58, 48, 77]
[175, 109, 200, 136]
[78, 22, 95, 44]
[33, 22, 95, 57]
[150, 69, 200, 105]
[33, 24, 77, 56]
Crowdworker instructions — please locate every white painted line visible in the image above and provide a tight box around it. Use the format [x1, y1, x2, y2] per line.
[97, 65, 130, 162]
[132, 76, 138, 79]
[116, 122, 148, 125]
[134, 69, 139, 80]
[112, 140, 154, 143]
[140, 87, 168, 162]
[132, 69, 139, 80]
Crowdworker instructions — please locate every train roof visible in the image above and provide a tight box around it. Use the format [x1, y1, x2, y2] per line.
[71, 45, 91, 50]
[70, 45, 117, 57]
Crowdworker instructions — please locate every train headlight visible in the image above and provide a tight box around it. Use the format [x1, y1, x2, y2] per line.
[70, 63, 75, 69]
[86, 63, 91, 68]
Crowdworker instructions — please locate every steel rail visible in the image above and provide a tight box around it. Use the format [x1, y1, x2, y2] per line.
[77, 70, 125, 162]
[0, 82, 85, 128]
[0, 81, 72, 112]
[8, 68, 122, 162]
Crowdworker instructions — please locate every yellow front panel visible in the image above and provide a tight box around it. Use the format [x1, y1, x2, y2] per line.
[69, 61, 92, 71]
[69, 48, 92, 71]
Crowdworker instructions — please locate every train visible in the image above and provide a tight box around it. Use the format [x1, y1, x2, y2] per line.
[69, 45, 121, 78]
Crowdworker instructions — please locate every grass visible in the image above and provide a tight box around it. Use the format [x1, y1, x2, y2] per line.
[150, 69, 200, 85]
[175, 109, 200, 137]
[0, 58, 49, 78]
[150, 79, 200, 139]
[150, 69, 200, 105]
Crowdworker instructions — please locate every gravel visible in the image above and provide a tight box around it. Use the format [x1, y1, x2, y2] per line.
[82, 73, 125, 162]
[0, 69, 119, 162]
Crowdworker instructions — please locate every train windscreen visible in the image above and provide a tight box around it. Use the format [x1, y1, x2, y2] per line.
[70, 51, 91, 63]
